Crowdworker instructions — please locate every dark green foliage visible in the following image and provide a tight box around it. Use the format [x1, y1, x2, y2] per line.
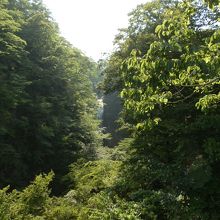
[0, 0, 28, 187]
[102, 92, 127, 147]
[0, 0, 100, 192]
[204, 0, 220, 8]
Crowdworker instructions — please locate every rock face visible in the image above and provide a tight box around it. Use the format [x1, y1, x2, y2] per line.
[97, 98, 104, 119]
[102, 92, 126, 147]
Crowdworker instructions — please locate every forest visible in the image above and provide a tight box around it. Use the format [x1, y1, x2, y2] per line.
[0, 0, 220, 219]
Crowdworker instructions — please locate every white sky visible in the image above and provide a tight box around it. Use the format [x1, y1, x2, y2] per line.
[42, 0, 147, 61]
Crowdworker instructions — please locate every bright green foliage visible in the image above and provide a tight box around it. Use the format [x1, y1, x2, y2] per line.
[0, 172, 78, 219]
[121, 1, 220, 125]
[116, 0, 220, 219]
[0, 166, 166, 219]
[77, 192, 142, 220]
[99, 0, 220, 219]
[102, 0, 176, 93]
[0, 172, 53, 219]
[68, 158, 122, 203]
[101, 0, 179, 148]
[65, 145, 148, 220]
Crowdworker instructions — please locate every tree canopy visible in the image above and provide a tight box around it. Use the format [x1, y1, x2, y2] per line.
[1, 0, 220, 219]
[0, 0, 100, 193]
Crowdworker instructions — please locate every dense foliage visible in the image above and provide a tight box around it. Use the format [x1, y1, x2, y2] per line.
[1, 0, 220, 219]
[205, 0, 220, 8]
[102, 0, 220, 219]
[0, 0, 100, 193]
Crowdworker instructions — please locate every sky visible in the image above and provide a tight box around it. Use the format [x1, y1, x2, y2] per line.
[42, 0, 147, 61]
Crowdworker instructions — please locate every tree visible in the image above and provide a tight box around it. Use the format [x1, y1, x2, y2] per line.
[0, 0, 28, 188]
[0, 0, 100, 192]
[106, 0, 220, 218]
